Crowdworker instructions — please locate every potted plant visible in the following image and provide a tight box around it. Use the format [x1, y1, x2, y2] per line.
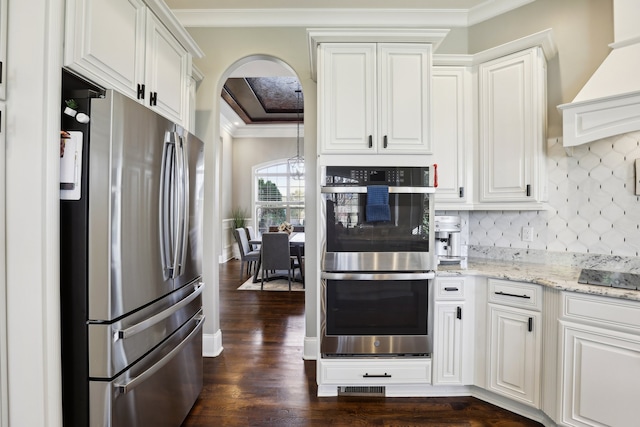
[231, 207, 248, 229]
[230, 207, 248, 259]
[64, 99, 78, 117]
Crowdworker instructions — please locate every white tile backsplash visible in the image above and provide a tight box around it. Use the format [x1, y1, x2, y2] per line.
[466, 131, 640, 257]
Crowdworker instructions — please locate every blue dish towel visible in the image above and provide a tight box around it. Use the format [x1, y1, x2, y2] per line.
[366, 185, 391, 222]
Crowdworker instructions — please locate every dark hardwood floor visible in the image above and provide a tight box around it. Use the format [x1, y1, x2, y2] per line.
[181, 260, 542, 426]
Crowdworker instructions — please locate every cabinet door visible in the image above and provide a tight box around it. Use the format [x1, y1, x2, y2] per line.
[432, 67, 470, 204]
[561, 324, 640, 427]
[478, 47, 545, 202]
[378, 43, 432, 153]
[434, 302, 464, 385]
[144, 10, 189, 125]
[318, 43, 376, 153]
[488, 304, 541, 407]
[64, 0, 146, 100]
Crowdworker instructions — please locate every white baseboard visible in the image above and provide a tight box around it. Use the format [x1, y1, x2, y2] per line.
[303, 336, 318, 360]
[203, 330, 223, 357]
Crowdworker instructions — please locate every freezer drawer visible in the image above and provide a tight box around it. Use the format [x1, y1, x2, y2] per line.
[90, 309, 204, 427]
[89, 281, 203, 378]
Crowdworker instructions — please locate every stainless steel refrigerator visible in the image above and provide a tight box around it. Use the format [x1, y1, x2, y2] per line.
[60, 72, 205, 426]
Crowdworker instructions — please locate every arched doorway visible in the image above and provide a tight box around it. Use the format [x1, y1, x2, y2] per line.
[217, 55, 304, 264]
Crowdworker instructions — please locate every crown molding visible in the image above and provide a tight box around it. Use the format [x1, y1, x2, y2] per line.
[307, 28, 450, 80]
[145, 0, 204, 57]
[220, 100, 303, 139]
[171, 1, 536, 28]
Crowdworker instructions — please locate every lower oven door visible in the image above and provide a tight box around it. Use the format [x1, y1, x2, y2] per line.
[321, 272, 434, 357]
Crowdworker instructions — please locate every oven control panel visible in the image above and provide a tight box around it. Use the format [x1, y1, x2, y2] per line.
[324, 166, 432, 186]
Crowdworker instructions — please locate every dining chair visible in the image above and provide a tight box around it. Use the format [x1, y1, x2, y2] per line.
[234, 227, 260, 281]
[260, 232, 300, 291]
[246, 225, 260, 251]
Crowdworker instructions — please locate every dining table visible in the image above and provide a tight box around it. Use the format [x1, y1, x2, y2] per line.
[250, 232, 305, 284]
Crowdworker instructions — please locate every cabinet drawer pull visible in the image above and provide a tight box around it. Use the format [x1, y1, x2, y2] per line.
[363, 373, 391, 378]
[444, 287, 459, 292]
[528, 317, 533, 332]
[494, 291, 531, 299]
[459, 187, 464, 198]
[526, 184, 531, 197]
[383, 135, 388, 148]
[456, 306, 462, 320]
[368, 135, 373, 148]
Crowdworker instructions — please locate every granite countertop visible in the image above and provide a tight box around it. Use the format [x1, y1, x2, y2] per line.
[437, 257, 640, 302]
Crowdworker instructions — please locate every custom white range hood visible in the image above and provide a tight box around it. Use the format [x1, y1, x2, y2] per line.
[558, 0, 640, 147]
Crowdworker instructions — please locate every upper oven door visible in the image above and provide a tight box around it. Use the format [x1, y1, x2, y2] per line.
[321, 185, 435, 271]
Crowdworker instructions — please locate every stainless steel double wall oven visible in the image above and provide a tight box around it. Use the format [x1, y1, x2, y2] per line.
[320, 166, 436, 358]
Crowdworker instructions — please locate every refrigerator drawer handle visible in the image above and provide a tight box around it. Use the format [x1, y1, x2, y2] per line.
[115, 283, 203, 340]
[115, 313, 205, 394]
[321, 272, 435, 281]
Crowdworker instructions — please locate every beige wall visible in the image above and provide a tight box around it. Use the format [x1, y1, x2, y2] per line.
[231, 136, 298, 213]
[467, 0, 613, 137]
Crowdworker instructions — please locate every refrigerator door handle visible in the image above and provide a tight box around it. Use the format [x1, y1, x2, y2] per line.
[159, 132, 178, 280]
[115, 312, 205, 394]
[115, 282, 203, 340]
[174, 135, 190, 278]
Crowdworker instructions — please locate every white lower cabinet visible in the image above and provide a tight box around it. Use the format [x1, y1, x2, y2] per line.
[488, 304, 541, 407]
[433, 277, 473, 385]
[486, 279, 542, 408]
[560, 292, 640, 427]
[434, 303, 464, 384]
[320, 359, 431, 385]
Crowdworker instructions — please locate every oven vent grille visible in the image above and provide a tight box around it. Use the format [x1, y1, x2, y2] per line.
[337, 386, 385, 397]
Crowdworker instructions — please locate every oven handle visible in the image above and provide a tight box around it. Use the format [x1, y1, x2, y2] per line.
[321, 186, 435, 194]
[321, 272, 435, 281]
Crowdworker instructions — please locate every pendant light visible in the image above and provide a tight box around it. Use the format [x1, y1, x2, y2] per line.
[288, 86, 304, 180]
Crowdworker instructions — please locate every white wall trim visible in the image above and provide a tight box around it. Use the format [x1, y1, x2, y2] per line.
[171, 1, 535, 29]
[303, 336, 318, 361]
[6, 1, 65, 426]
[203, 330, 224, 357]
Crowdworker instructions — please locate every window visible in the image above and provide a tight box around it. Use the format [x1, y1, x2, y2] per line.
[254, 160, 305, 234]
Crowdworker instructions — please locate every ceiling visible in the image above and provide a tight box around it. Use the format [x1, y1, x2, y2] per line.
[223, 77, 303, 125]
[165, 0, 534, 132]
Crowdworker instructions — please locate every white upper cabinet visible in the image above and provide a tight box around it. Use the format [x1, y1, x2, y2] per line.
[318, 42, 432, 155]
[64, 0, 146, 99]
[477, 47, 547, 205]
[64, 0, 191, 125]
[144, 9, 190, 124]
[432, 66, 472, 206]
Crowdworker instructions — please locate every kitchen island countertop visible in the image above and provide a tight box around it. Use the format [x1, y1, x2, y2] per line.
[437, 257, 640, 302]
